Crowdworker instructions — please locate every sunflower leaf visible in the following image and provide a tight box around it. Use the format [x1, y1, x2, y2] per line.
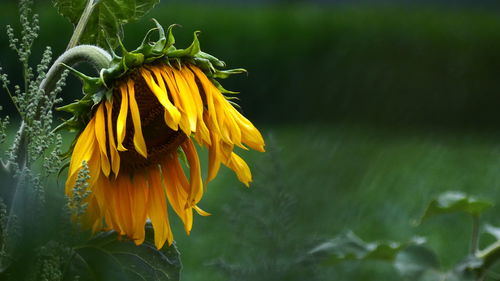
[67, 225, 182, 281]
[52, 0, 160, 49]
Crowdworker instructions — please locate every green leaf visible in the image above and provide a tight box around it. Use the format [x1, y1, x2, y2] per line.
[306, 231, 423, 264]
[52, 0, 87, 23]
[67, 225, 182, 281]
[420, 191, 493, 223]
[52, 0, 160, 49]
[454, 255, 483, 272]
[484, 224, 500, 240]
[394, 245, 440, 280]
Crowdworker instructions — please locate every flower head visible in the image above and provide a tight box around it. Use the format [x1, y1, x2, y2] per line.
[62, 21, 264, 249]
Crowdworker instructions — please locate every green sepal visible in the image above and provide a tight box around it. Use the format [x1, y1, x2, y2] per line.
[165, 24, 179, 50]
[190, 57, 216, 75]
[104, 89, 113, 101]
[198, 51, 226, 68]
[119, 39, 145, 71]
[61, 63, 104, 95]
[210, 78, 239, 94]
[57, 98, 93, 115]
[228, 100, 242, 110]
[213, 68, 247, 79]
[167, 31, 201, 58]
[92, 90, 106, 105]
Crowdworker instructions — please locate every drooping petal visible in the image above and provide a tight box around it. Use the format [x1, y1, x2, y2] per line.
[180, 67, 211, 145]
[130, 173, 149, 245]
[188, 65, 221, 135]
[163, 156, 193, 234]
[140, 68, 181, 130]
[127, 79, 148, 158]
[181, 138, 203, 205]
[94, 103, 111, 177]
[161, 67, 196, 135]
[228, 106, 265, 152]
[224, 152, 252, 187]
[148, 167, 174, 248]
[66, 118, 99, 193]
[105, 101, 121, 176]
[207, 132, 222, 183]
[116, 83, 129, 151]
[194, 205, 211, 216]
[116, 175, 135, 236]
[171, 68, 199, 132]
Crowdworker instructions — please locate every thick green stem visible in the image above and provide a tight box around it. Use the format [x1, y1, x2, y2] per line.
[40, 45, 111, 95]
[66, 0, 96, 50]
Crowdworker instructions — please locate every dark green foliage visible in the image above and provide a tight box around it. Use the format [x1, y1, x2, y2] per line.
[52, 0, 160, 49]
[67, 227, 181, 281]
[420, 191, 492, 223]
[209, 140, 323, 281]
[309, 191, 500, 281]
[305, 231, 424, 264]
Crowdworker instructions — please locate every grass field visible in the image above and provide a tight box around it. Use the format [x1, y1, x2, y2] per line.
[164, 124, 500, 280]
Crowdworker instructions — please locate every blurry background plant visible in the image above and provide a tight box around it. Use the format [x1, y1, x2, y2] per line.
[1, 0, 500, 280]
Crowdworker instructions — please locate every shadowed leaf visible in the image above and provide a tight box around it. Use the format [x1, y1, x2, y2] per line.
[52, 0, 160, 49]
[306, 231, 424, 264]
[66, 225, 181, 281]
[394, 245, 440, 280]
[420, 191, 492, 223]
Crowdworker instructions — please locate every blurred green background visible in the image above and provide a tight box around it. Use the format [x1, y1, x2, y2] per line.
[3, 0, 500, 280]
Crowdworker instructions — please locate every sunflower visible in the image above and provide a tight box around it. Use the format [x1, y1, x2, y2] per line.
[62, 22, 264, 249]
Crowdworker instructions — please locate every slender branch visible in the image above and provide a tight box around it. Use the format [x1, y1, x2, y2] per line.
[0, 84, 21, 118]
[471, 215, 480, 255]
[66, 0, 96, 50]
[477, 240, 500, 276]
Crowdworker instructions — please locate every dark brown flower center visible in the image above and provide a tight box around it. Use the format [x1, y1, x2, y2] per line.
[112, 68, 186, 173]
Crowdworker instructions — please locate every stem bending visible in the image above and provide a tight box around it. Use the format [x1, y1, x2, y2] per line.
[40, 45, 111, 95]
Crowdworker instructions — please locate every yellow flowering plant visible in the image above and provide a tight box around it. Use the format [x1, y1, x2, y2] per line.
[0, 0, 263, 279]
[60, 21, 265, 249]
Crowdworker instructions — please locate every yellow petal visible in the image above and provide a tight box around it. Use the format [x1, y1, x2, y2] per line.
[229, 106, 265, 152]
[117, 175, 134, 237]
[130, 173, 149, 245]
[66, 118, 99, 193]
[105, 101, 121, 176]
[163, 157, 193, 234]
[127, 79, 148, 158]
[171, 68, 198, 132]
[94, 103, 111, 177]
[181, 138, 203, 205]
[194, 205, 211, 216]
[148, 167, 174, 248]
[226, 152, 252, 187]
[161, 68, 194, 135]
[206, 132, 221, 183]
[116, 83, 129, 151]
[140, 68, 181, 130]
[180, 67, 211, 145]
[102, 178, 125, 235]
[188, 65, 221, 135]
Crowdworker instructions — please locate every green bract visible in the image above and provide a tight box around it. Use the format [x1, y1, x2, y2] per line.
[57, 19, 246, 135]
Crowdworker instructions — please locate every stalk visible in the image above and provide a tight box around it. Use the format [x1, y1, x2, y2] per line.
[66, 0, 96, 50]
